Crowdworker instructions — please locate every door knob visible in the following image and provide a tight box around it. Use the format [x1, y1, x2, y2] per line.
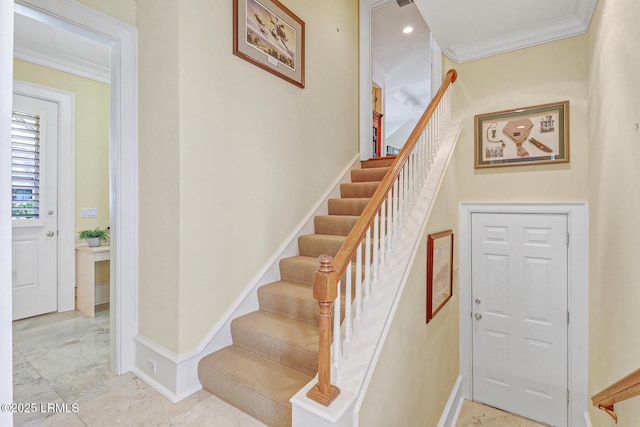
[475, 299, 481, 304]
[474, 313, 482, 320]
[47, 231, 54, 237]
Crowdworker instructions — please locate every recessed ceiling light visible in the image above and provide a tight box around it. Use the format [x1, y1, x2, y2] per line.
[403, 26, 413, 34]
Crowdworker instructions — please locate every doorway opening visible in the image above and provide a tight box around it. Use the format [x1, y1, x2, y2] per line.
[8, 0, 138, 378]
[360, 0, 436, 160]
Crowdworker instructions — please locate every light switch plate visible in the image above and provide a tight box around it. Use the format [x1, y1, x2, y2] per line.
[81, 208, 97, 218]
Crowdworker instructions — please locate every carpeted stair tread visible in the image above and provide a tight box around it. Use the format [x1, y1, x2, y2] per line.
[298, 234, 347, 258]
[231, 311, 318, 376]
[340, 181, 381, 198]
[361, 156, 396, 168]
[314, 215, 359, 236]
[258, 281, 318, 325]
[198, 345, 312, 427]
[328, 198, 370, 215]
[279, 256, 319, 285]
[351, 167, 389, 183]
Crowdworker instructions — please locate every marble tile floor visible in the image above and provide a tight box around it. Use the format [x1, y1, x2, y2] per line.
[456, 400, 549, 426]
[12, 309, 266, 427]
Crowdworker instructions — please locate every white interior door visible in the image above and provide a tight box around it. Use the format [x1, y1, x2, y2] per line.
[471, 213, 568, 426]
[11, 93, 58, 321]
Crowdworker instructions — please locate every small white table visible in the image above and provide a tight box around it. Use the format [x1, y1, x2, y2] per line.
[76, 244, 110, 318]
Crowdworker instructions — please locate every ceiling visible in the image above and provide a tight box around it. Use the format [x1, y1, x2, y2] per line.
[415, 0, 597, 62]
[13, 12, 110, 83]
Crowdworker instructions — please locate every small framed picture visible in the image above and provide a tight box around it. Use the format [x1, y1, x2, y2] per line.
[474, 101, 569, 168]
[233, 0, 305, 88]
[426, 230, 454, 324]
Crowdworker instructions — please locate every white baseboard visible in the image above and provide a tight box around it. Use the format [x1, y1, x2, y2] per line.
[133, 154, 361, 401]
[437, 375, 464, 427]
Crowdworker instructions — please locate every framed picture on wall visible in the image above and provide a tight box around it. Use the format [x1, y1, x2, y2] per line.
[474, 101, 569, 168]
[426, 230, 454, 324]
[233, 0, 305, 88]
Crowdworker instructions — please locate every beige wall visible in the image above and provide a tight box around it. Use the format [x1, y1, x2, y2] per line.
[136, 0, 359, 353]
[136, 0, 182, 353]
[13, 59, 110, 235]
[587, 0, 640, 425]
[446, 35, 589, 202]
[360, 154, 460, 427]
[75, 0, 136, 27]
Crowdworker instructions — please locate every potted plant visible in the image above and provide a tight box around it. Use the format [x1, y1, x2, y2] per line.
[79, 227, 109, 247]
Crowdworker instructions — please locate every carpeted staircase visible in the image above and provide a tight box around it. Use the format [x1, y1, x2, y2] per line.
[198, 157, 394, 427]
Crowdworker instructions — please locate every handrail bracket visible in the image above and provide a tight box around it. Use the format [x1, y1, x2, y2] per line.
[597, 404, 617, 423]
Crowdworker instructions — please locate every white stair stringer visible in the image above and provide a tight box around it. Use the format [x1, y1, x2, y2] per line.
[291, 121, 461, 427]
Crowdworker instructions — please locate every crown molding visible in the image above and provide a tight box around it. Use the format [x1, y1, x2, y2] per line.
[417, 0, 597, 63]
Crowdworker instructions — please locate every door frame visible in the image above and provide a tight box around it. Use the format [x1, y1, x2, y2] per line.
[358, 0, 440, 161]
[13, 80, 76, 314]
[459, 202, 589, 426]
[3, 0, 138, 379]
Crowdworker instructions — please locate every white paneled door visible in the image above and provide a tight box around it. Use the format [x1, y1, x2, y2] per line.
[471, 213, 568, 426]
[11, 93, 58, 320]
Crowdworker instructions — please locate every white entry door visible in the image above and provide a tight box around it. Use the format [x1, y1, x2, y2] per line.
[11, 93, 59, 321]
[471, 213, 568, 426]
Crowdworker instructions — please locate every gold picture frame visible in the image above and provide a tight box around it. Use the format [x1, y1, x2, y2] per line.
[427, 230, 453, 324]
[474, 101, 569, 168]
[233, 0, 305, 88]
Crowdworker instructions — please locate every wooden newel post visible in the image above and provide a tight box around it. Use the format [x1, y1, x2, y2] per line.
[307, 254, 341, 406]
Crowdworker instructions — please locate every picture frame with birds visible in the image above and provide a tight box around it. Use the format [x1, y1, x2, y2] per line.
[233, 0, 305, 88]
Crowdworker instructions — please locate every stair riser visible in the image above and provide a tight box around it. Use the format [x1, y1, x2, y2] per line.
[198, 346, 312, 427]
[279, 257, 318, 285]
[231, 320, 318, 376]
[328, 198, 370, 215]
[340, 182, 380, 198]
[298, 235, 346, 258]
[258, 288, 318, 326]
[351, 167, 389, 182]
[314, 215, 359, 236]
[361, 157, 395, 168]
[198, 365, 291, 427]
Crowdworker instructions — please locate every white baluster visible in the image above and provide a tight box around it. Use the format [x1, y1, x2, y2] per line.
[373, 212, 379, 281]
[393, 171, 407, 227]
[380, 200, 386, 266]
[354, 242, 362, 334]
[364, 227, 371, 310]
[387, 189, 393, 257]
[332, 279, 342, 380]
[343, 264, 352, 358]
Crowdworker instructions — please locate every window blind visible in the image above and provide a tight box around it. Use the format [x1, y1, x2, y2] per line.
[11, 111, 41, 220]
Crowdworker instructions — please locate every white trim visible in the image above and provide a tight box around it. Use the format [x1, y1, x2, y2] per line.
[458, 202, 589, 427]
[14, 40, 110, 84]
[13, 80, 75, 314]
[437, 375, 464, 427]
[14, 0, 138, 375]
[133, 154, 360, 401]
[0, 3, 15, 425]
[359, 0, 386, 160]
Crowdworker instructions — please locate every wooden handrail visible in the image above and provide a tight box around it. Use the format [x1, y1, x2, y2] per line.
[592, 368, 640, 423]
[306, 69, 457, 406]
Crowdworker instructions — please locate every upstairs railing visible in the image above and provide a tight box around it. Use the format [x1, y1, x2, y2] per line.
[306, 69, 458, 406]
[592, 368, 640, 423]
